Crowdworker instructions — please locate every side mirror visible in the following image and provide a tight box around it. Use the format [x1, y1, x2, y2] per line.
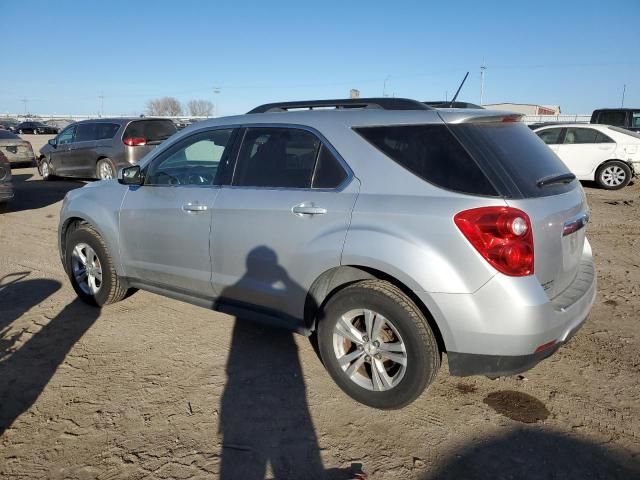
[48, 138, 57, 148]
[118, 165, 143, 185]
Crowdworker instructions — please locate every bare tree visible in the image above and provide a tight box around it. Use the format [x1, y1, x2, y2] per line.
[145, 97, 183, 116]
[187, 99, 214, 117]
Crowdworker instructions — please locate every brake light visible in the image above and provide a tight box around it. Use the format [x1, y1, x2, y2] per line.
[454, 206, 534, 276]
[123, 137, 146, 146]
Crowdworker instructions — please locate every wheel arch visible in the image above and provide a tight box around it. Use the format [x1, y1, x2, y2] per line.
[305, 265, 448, 353]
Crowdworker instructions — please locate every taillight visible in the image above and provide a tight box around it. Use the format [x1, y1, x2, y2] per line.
[454, 206, 534, 276]
[123, 137, 146, 146]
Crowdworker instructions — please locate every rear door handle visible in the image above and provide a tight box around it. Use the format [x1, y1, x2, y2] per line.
[182, 203, 208, 212]
[292, 204, 327, 216]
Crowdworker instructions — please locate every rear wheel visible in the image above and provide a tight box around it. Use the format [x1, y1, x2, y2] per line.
[96, 158, 115, 180]
[65, 224, 133, 306]
[317, 280, 440, 409]
[0, 202, 8, 214]
[596, 161, 631, 190]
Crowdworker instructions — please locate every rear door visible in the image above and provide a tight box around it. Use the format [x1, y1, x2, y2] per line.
[211, 126, 357, 328]
[66, 122, 98, 176]
[556, 127, 616, 178]
[119, 128, 236, 296]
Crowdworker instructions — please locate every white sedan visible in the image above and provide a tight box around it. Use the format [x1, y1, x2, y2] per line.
[534, 124, 640, 189]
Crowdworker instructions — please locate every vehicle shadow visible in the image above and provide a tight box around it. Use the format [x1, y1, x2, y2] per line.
[218, 246, 356, 480]
[0, 281, 100, 436]
[422, 428, 639, 479]
[4, 172, 86, 213]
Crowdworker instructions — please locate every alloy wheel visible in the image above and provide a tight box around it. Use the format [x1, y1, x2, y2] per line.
[71, 242, 103, 295]
[99, 161, 114, 180]
[601, 165, 627, 187]
[332, 308, 408, 391]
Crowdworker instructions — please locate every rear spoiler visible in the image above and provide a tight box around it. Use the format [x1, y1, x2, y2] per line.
[437, 110, 525, 124]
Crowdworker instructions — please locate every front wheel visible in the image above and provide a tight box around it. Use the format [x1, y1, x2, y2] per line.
[317, 280, 440, 409]
[39, 158, 55, 181]
[65, 224, 133, 306]
[596, 161, 631, 190]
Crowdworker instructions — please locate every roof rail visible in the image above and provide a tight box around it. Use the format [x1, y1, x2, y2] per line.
[247, 98, 432, 114]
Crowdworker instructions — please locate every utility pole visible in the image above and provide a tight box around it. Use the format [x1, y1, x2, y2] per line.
[480, 61, 487, 106]
[21, 98, 28, 115]
[383, 75, 391, 97]
[213, 86, 220, 117]
[621, 84, 626, 107]
[98, 92, 105, 117]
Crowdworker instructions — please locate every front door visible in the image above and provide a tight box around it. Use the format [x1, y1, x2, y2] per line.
[211, 127, 358, 327]
[119, 128, 236, 297]
[66, 122, 97, 176]
[50, 125, 76, 175]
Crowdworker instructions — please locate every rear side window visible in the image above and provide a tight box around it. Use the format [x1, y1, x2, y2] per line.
[233, 127, 320, 188]
[632, 112, 640, 128]
[75, 123, 97, 142]
[595, 111, 626, 127]
[95, 123, 120, 140]
[453, 122, 575, 198]
[536, 128, 563, 145]
[355, 125, 497, 196]
[564, 127, 612, 144]
[312, 145, 348, 188]
[124, 120, 177, 143]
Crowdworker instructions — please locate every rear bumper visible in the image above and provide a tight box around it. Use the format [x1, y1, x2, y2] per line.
[421, 239, 596, 377]
[0, 183, 14, 202]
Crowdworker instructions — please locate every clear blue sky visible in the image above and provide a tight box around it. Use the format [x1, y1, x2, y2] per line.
[2, 0, 639, 116]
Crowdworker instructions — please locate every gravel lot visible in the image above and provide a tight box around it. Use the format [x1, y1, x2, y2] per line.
[1, 142, 639, 478]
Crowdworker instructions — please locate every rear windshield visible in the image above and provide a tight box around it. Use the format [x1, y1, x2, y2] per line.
[124, 120, 177, 143]
[451, 122, 576, 198]
[355, 125, 498, 196]
[0, 130, 19, 140]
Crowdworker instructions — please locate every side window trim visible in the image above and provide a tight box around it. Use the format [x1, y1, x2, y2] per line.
[229, 123, 353, 191]
[143, 127, 239, 187]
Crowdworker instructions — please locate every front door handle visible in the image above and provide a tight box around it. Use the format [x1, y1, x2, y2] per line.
[292, 204, 327, 216]
[182, 203, 208, 212]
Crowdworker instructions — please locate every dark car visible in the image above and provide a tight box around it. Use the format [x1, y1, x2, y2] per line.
[0, 130, 36, 165]
[0, 119, 19, 131]
[13, 121, 59, 135]
[591, 108, 640, 133]
[0, 151, 13, 212]
[38, 118, 178, 180]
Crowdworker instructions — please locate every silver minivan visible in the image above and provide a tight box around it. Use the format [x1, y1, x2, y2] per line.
[58, 98, 596, 409]
[39, 118, 177, 180]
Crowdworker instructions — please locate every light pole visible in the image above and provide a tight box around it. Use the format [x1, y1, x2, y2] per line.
[383, 76, 391, 97]
[99, 93, 105, 117]
[480, 63, 487, 106]
[621, 84, 626, 107]
[21, 98, 28, 115]
[213, 86, 220, 117]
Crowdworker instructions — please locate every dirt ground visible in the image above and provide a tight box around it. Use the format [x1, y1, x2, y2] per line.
[1, 138, 639, 479]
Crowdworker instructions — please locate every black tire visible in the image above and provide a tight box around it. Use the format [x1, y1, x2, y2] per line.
[595, 161, 631, 190]
[18, 129, 23, 134]
[0, 202, 8, 214]
[96, 158, 116, 180]
[317, 279, 440, 409]
[39, 158, 56, 181]
[64, 224, 131, 306]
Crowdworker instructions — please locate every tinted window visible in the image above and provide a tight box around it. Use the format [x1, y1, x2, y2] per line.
[75, 123, 97, 142]
[0, 130, 19, 140]
[632, 112, 640, 128]
[312, 145, 348, 188]
[355, 125, 497, 196]
[124, 120, 177, 143]
[537, 128, 563, 144]
[563, 128, 612, 144]
[96, 123, 120, 140]
[596, 111, 626, 127]
[234, 128, 320, 188]
[453, 122, 575, 198]
[57, 126, 76, 145]
[146, 129, 233, 186]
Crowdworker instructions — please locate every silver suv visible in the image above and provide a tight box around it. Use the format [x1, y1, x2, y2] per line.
[58, 98, 596, 409]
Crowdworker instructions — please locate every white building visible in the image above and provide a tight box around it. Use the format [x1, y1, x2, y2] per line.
[483, 103, 561, 115]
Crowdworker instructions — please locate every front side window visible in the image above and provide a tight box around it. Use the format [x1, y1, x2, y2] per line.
[57, 126, 76, 145]
[537, 128, 563, 145]
[233, 128, 320, 188]
[145, 129, 233, 186]
[563, 128, 605, 144]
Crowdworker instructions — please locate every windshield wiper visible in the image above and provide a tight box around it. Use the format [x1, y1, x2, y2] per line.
[536, 173, 576, 187]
